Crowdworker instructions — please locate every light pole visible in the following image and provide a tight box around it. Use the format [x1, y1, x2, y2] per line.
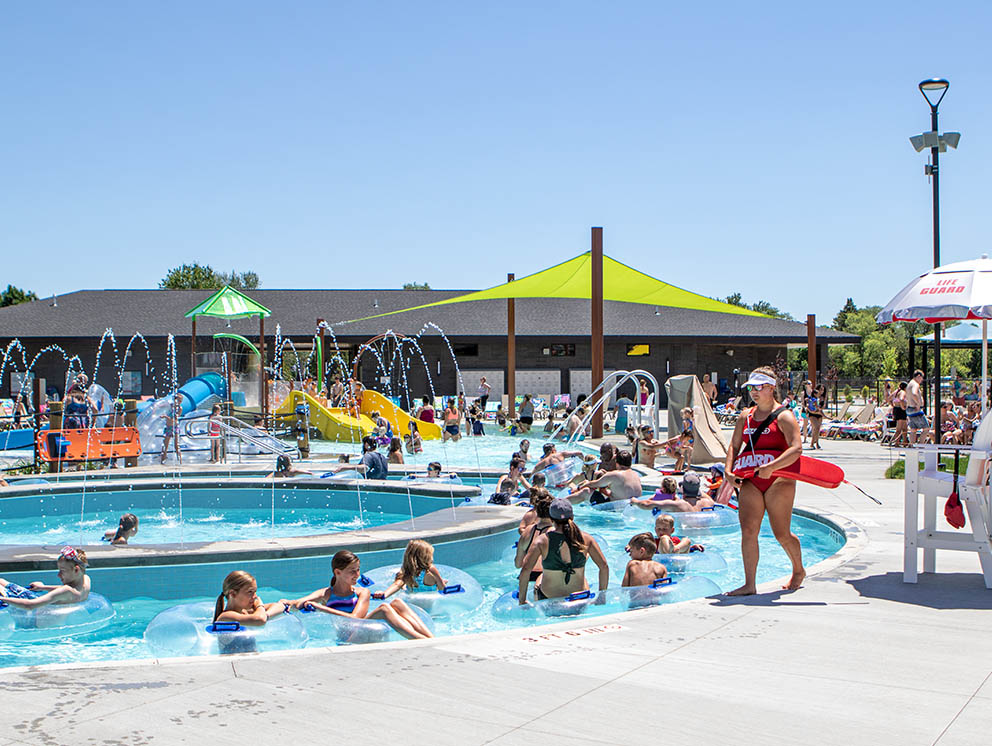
[910, 78, 959, 435]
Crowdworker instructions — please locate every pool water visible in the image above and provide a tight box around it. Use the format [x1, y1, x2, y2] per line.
[0, 505, 410, 546]
[0, 503, 844, 668]
[311, 429, 571, 471]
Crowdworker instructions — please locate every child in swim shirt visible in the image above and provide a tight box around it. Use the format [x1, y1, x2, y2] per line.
[0, 546, 91, 607]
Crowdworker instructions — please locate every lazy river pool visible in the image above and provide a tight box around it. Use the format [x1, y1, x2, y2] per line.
[0, 432, 847, 668]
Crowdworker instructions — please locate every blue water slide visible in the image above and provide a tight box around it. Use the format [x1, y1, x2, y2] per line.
[176, 372, 227, 415]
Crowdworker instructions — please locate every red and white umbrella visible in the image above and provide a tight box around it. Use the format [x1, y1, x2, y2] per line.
[877, 255, 992, 414]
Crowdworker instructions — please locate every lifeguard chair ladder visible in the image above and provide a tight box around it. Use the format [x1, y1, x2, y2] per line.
[904, 443, 992, 588]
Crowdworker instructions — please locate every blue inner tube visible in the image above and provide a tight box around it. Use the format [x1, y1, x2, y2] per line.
[654, 549, 728, 574]
[0, 593, 115, 642]
[492, 575, 720, 621]
[143, 601, 308, 657]
[360, 565, 483, 617]
[298, 599, 434, 645]
[670, 505, 740, 534]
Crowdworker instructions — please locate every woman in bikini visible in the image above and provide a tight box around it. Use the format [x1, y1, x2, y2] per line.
[725, 366, 804, 596]
[514, 490, 553, 585]
[517, 498, 609, 603]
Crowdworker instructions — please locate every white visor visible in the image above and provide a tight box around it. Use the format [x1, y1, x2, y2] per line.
[743, 372, 777, 388]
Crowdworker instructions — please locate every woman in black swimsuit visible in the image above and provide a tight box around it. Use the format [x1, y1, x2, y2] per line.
[517, 498, 609, 603]
[514, 490, 553, 583]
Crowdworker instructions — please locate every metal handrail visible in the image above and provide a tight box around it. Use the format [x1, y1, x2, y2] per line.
[547, 369, 661, 444]
[181, 415, 295, 462]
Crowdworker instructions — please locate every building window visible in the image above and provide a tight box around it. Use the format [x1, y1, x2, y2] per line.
[121, 371, 142, 395]
[541, 344, 575, 357]
[626, 344, 651, 357]
[453, 344, 479, 357]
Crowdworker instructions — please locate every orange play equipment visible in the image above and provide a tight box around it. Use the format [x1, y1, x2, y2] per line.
[35, 428, 143, 462]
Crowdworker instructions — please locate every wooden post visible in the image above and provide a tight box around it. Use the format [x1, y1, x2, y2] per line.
[124, 398, 138, 468]
[259, 315, 267, 421]
[47, 400, 62, 473]
[191, 317, 197, 377]
[32, 377, 46, 473]
[591, 228, 604, 439]
[507, 273, 516, 418]
[807, 314, 817, 383]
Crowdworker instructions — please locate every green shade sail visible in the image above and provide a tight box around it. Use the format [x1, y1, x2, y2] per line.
[184, 286, 272, 319]
[212, 333, 261, 355]
[337, 252, 767, 324]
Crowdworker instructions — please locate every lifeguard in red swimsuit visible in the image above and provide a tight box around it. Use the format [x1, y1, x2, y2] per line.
[724, 366, 804, 596]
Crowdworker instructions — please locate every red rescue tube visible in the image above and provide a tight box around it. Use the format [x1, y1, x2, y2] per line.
[730, 450, 845, 489]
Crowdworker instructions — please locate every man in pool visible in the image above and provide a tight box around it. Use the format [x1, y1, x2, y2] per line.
[532, 443, 590, 477]
[651, 472, 715, 513]
[355, 435, 389, 480]
[493, 457, 532, 499]
[567, 450, 642, 506]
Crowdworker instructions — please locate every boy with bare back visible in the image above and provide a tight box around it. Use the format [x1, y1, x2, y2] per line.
[621, 533, 667, 587]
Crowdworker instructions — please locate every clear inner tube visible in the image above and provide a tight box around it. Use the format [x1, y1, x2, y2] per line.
[298, 599, 435, 645]
[143, 601, 308, 657]
[359, 565, 483, 617]
[0, 593, 116, 642]
[492, 575, 720, 621]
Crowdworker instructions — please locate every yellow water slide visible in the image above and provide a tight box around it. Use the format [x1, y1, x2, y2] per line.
[360, 389, 442, 440]
[274, 390, 375, 443]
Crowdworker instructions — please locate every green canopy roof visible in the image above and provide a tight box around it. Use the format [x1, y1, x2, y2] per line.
[212, 332, 261, 355]
[337, 252, 766, 324]
[185, 286, 272, 319]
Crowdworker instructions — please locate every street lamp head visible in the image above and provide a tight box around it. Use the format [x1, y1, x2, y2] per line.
[919, 78, 949, 109]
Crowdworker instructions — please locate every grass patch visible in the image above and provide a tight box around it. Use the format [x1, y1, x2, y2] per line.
[885, 454, 969, 479]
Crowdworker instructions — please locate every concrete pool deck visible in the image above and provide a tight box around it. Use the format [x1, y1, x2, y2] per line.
[2, 438, 991, 745]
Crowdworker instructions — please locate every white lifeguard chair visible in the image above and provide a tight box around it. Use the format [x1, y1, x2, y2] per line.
[904, 425, 992, 588]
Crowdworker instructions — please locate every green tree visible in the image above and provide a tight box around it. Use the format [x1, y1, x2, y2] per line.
[160, 264, 260, 290]
[403, 282, 431, 290]
[159, 263, 222, 289]
[217, 269, 260, 290]
[721, 293, 794, 320]
[0, 285, 38, 307]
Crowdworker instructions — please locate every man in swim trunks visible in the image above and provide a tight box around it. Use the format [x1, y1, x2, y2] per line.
[701, 373, 718, 405]
[636, 425, 664, 467]
[906, 369, 930, 444]
[724, 366, 803, 596]
[568, 450, 642, 506]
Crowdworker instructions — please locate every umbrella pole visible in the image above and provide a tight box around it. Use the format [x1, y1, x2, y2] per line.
[984, 320, 988, 417]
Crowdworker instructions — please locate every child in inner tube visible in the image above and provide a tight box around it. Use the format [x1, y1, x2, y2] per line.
[267, 455, 312, 478]
[0, 546, 91, 607]
[622, 533, 668, 587]
[104, 513, 139, 545]
[287, 550, 432, 640]
[371, 540, 447, 599]
[653, 513, 697, 554]
[214, 570, 289, 626]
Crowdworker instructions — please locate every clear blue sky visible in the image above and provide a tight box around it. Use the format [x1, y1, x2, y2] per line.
[2, 2, 989, 324]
